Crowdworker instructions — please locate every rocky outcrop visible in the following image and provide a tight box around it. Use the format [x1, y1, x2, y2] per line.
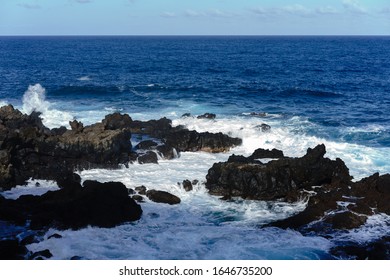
[103, 113, 242, 154]
[270, 172, 390, 232]
[0, 106, 241, 189]
[206, 144, 351, 201]
[0, 105, 132, 190]
[249, 148, 284, 159]
[0, 178, 142, 230]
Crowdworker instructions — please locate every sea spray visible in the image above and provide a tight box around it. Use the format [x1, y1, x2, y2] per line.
[21, 84, 74, 128]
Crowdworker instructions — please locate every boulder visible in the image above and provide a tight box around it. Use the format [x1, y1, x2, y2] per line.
[182, 180, 193, 192]
[137, 151, 158, 164]
[135, 185, 147, 195]
[146, 190, 181, 205]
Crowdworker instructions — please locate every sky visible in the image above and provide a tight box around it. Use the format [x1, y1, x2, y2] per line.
[0, 0, 389, 35]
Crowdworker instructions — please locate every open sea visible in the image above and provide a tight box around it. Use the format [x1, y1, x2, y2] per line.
[1, 36, 390, 259]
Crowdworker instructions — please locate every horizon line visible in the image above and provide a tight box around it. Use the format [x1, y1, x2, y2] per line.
[1, 34, 390, 37]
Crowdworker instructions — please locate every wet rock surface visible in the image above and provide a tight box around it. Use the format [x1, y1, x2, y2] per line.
[0, 107, 240, 189]
[205, 143, 390, 259]
[146, 189, 181, 205]
[0, 177, 142, 230]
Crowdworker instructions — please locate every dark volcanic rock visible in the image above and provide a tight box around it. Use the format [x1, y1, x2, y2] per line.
[249, 148, 284, 159]
[29, 249, 53, 260]
[135, 185, 147, 195]
[182, 179, 193, 192]
[137, 151, 158, 164]
[197, 113, 216, 119]
[206, 144, 351, 201]
[0, 180, 142, 230]
[165, 130, 242, 153]
[146, 189, 181, 205]
[132, 194, 144, 202]
[134, 140, 158, 150]
[0, 239, 28, 260]
[259, 123, 271, 132]
[0, 105, 133, 190]
[330, 236, 390, 260]
[156, 145, 178, 159]
[102, 112, 133, 130]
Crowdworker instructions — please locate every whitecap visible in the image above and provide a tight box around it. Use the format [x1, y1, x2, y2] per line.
[77, 75, 91, 81]
[21, 84, 74, 129]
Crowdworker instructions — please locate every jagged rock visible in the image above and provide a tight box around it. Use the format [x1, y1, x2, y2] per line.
[135, 186, 147, 195]
[182, 180, 193, 192]
[0, 180, 142, 230]
[0, 106, 133, 190]
[249, 148, 284, 159]
[69, 120, 83, 132]
[134, 140, 158, 150]
[156, 145, 178, 159]
[181, 113, 191, 118]
[324, 211, 368, 230]
[29, 249, 53, 260]
[165, 130, 242, 153]
[102, 112, 133, 130]
[146, 189, 181, 205]
[137, 151, 158, 164]
[206, 144, 351, 201]
[197, 113, 216, 119]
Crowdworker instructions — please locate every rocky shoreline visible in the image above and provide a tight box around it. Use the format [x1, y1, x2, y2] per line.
[1, 105, 389, 259]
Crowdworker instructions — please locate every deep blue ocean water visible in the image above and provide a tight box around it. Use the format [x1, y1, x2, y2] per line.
[1, 36, 390, 259]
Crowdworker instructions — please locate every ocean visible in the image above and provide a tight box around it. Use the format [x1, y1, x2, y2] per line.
[1, 36, 390, 259]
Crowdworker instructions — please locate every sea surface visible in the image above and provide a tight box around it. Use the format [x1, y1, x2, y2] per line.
[1, 36, 390, 259]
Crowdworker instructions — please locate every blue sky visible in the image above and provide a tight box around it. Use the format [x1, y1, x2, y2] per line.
[0, 0, 389, 35]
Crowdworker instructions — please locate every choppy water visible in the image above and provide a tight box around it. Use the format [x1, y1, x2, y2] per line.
[1, 36, 390, 259]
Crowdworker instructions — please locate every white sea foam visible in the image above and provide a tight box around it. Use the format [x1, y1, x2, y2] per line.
[1, 179, 59, 200]
[21, 84, 74, 129]
[173, 116, 390, 180]
[0, 100, 9, 107]
[77, 76, 91, 81]
[332, 213, 390, 244]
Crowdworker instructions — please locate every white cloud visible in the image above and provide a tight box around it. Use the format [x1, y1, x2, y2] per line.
[342, 0, 367, 14]
[281, 4, 312, 17]
[251, 7, 268, 16]
[161, 12, 176, 18]
[18, 3, 41, 9]
[316, 6, 340, 15]
[184, 9, 206, 17]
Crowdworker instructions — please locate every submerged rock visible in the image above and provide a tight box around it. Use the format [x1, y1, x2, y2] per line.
[197, 113, 216, 119]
